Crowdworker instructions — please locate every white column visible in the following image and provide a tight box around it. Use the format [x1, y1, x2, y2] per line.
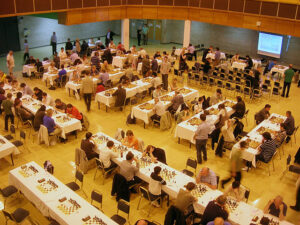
[183, 20, 191, 48]
[121, 18, 130, 50]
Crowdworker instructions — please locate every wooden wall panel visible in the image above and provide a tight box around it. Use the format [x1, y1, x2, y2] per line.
[108, 7, 122, 20]
[259, 17, 277, 33]
[200, 0, 214, 9]
[174, 0, 188, 6]
[96, 8, 109, 21]
[294, 22, 300, 36]
[83, 0, 96, 7]
[52, 0, 68, 10]
[126, 6, 143, 18]
[242, 14, 260, 30]
[35, 0, 51, 11]
[0, 0, 15, 15]
[244, 0, 260, 14]
[189, 0, 200, 7]
[214, 0, 228, 10]
[278, 3, 296, 19]
[66, 10, 82, 24]
[69, 0, 83, 9]
[97, 0, 109, 6]
[110, 0, 122, 5]
[143, 0, 158, 5]
[229, 0, 244, 12]
[188, 8, 200, 21]
[213, 11, 229, 25]
[157, 7, 173, 19]
[198, 9, 214, 23]
[275, 20, 295, 35]
[15, 0, 34, 13]
[127, 0, 142, 4]
[261, 1, 278, 17]
[81, 8, 96, 23]
[227, 13, 244, 27]
[142, 7, 158, 19]
[172, 7, 188, 19]
[159, 0, 173, 6]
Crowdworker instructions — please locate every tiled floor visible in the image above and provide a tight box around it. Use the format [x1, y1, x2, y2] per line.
[0, 40, 299, 225]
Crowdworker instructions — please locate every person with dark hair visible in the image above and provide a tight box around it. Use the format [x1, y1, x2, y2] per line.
[82, 70, 94, 112]
[57, 64, 67, 84]
[122, 130, 139, 150]
[264, 196, 287, 221]
[66, 104, 82, 121]
[161, 56, 171, 91]
[149, 166, 167, 207]
[112, 84, 126, 110]
[33, 105, 46, 131]
[214, 47, 221, 66]
[275, 123, 286, 147]
[255, 104, 271, 124]
[283, 111, 295, 143]
[2, 93, 14, 131]
[20, 83, 33, 96]
[169, 91, 184, 114]
[202, 45, 213, 63]
[175, 182, 197, 213]
[142, 145, 167, 164]
[80, 132, 99, 160]
[15, 100, 34, 124]
[142, 55, 150, 77]
[50, 32, 57, 55]
[14, 92, 23, 106]
[176, 104, 190, 124]
[54, 99, 67, 112]
[99, 140, 118, 171]
[290, 176, 300, 212]
[65, 38, 73, 54]
[0, 89, 6, 115]
[256, 132, 276, 163]
[224, 181, 246, 202]
[231, 96, 246, 119]
[194, 114, 211, 164]
[221, 141, 247, 188]
[33, 87, 43, 101]
[282, 64, 294, 98]
[201, 195, 229, 225]
[193, 96, 204, 114]
[211, 89, 223, 105]
[42, 92, 55, 106]
[119, 151, 141, 188]
[245, 55, 253, 70]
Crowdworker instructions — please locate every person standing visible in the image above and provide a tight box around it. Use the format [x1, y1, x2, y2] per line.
[193, 114, 211, 164]
[50, 32, 57, 55]
[23, 39, 29, 63]
[137, 26, 142, 46]
[82, 71, 94, 112]
[105, 29, 115, 47]
[6, 51, 15, 76]
[2, 93, 14, 131]
[161, 56, 171, 91]
[282, 64, 294, 98]
[142, 24, 149, 45]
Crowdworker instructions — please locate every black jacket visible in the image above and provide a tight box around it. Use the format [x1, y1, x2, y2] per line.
[111, 173, 130, 202]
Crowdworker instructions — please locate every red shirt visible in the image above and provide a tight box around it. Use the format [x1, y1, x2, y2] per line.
[96, 84, 105, 93]
[66, 106, 82, 120]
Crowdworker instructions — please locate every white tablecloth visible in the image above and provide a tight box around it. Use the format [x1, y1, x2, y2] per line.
[0, 135, 20, 160]
[206, 52, 226, 60]
[137, 59, 162, 73]
[231, 113, 286, 167]
[23, 61, 50, 76]
[131, 88, 199, 124]
[175, 100, 235, 144]
[112, 56, 127, 69]
[95, 78, 154, 107]
[9, 161, 117, 225]
[232, 60, 261, 70]
[270, 65, 288, 75]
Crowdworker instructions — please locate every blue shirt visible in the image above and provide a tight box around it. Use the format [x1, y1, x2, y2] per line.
[51, 34, 57, 43]
[58, 69, 66, 80]
[207, 221, 231, 225]
[43, 116, 55, 133]
[268, 61, 275, 70]
[197, 169, 217, 186]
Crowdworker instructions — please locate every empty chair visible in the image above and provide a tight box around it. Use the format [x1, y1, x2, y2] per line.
[280, 154, 300, 180]
[261, 84, 271, 97]
[4, 124, 16, 140]
[208, 77, 215, 87]
[252, 89, 262, 101]
[0, 185, 18, 208]
[228, 75, 234, 82]
[66, 170, 84, 192]
[12, 130, 25, 150]
[219, 73, 226, 80]
[182, 158, 197, 177]
[271, 87, 280, 100]
[174, 69, 179, 76]
[137, 186, 161, 216]
[274, 81, 281, 89]
[212, 71, 218, 77]
[245, 80, 251, 88]
[2, 208, 30, 224]
[236, 72, 242, 77]
[94, 159, 116, 184]
[229, 70, 234, 75]
[235, 84, 243, 95]
[194, 73, 200, 81]
[258, 151, 277, 176]
[225, 82, 234, 91]
[264, 79, 271, 86]
[242, 185, 250, 203]
[91, 190, 103, 211]
[235, 77, 241, 84]
[111, 199, 130, 225]
[217, 80, 224, 88]
[243, 87, 251, 100]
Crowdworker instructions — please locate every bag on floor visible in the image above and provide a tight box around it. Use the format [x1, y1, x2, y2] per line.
[126, 114, 136, 124]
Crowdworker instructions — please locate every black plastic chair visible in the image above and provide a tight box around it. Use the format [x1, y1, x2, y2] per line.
[244, 186, 250, 203]
[12, 130, 25, 150]
[3, 208, 30, 224]
[281, 154, 300, 180]
[182, 158, 197, 177]
[66, 170, 84, 192]
[271, 87, 280, 100]
[217, 80, 224, 88]
[137, 186, 161, 216]
[4, 124, 16, 140]
[111, 199, 130, 225]
[91, 190, 103, 211]
[0, 185, 18, 208]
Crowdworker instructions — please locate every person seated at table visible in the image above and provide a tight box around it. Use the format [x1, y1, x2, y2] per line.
[42, 92, 55, 106]
[142, 55, 151, 77]
[66, 104, 83, 121]
[33, 87, 43, 101]
[90, 65, 99, 76]
[57, 64, 67, 84]
[48, 62, 57, 73]
[35, 58, 43, 72]
[224, 181, 246, 202]
[207, 217, 231, 225]
[231, 53, 239, 63]
[230, 96, 246, 119]
[255, 104, 271, 125]
[103, 48, 113, 64]
[284, 111, 295, 143]
[14, 92, 22, 106]
[91, 51, 101, 69]
[25, 56, 36, 65]
[193, 96, 204, 114]
[151, 57, 159, 74]
[245, 55, 253, 70]
[139, 48, 147, 58]
[149, 166, 167, 207]
[99, 69, 109, 86]
[0, 70, 7, 83]
[201, 195, 229, 225]
[11, 80, 19, 90]
[117, 42, 126, 53]
[33, 105, 46, 131]
[70, 50, 80, 63]
[130, 45, 137, 54]
[20, 83, 33, 96]
[175, 182, 197, 213]
[275, 123, 286, 147]
[263, 60, 276, 75]
[256, 132, 276, 163]
[15, 99, 34, 123]
[96, 80, 106, 93]
[150, 97, 165, 123]
[69, 71, 80, 82]
[119, 151, 141, 188]
[43, 109, 61, 135]
[54, 99, 67, 112]
[65, 38, 73, 54]
[53, 53, 60, 69]
[124, 64, 134, 81]
[264, 196, 287, 221]
[169, 78, 178, 91]
[58, 47, 67, 61]
[203, 58, 212, 74]
[210, 89, 224, 105]
[81, 55, 89, 65]
[119, 74, 130, 85]
[153, 51, 161, 59]
[80, 132, 99, 160]
[142, 145, 167, 164]
[196, 167, 218, 190]
[122, 130, 139, 150]
[176, 104, 190, 124]
[151, 73, 162, 88]
[101, 60, 110, 72]
[152, 85, 162, 98]
[99, 140, 118, 171]
[112, 84, 126, 111]
[168, 90, 183, 114]
[109, 40, 116, 49]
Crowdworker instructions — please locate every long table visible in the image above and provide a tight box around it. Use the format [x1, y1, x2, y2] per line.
[23, 61, 50, 76]
[131, 87, 199, 125]
[232, 113, 286, 167]
[0, 135, 20, 165]
[92, 132, 293, 225]
[175, 100, 235, 144]
[9, 161, 117, 225]
[95, 77, 155, 110]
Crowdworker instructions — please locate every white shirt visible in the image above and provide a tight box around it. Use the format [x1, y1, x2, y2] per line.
[6, 54, 15, 68]
[139, 49, 147, 58]
[99, 147, 118, 168]
[153, 89, 162, 98]
[42, 95, 55, 106]
[153, 101, 165, 116]
[59, 50, 67, 60]
[151, 77, 162, 88]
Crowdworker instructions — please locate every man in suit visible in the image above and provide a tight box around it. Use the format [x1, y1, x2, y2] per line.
[105, 29, 115, 47]
[50, 32, 57, 55]
[80, 132, 99, 160]
[82, 71, 94, 112]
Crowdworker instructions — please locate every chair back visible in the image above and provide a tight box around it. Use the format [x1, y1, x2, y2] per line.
[272, 87, 279, 94]
[287, 154, 292, 166]
[264, 79, 271, 85]
[186, 158, 197, 170]
[75, 170, 84, 183]
[2, 210, 13, 221]
[20, 130, 26, 140]
[226, 82, 231, 89]
[244, 188, 250, 202]
[10, 125, 15, 134]
[244, 87, 250, 95]
[118, 199, 130, 215]
[91, 190, 103, 206]
[274, 81, 280, 87]
[140, 186, 150, 201]
[216, 175, 220, 188]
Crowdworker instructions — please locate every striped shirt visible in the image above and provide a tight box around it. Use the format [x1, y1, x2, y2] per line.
[260, 139, 276, 163]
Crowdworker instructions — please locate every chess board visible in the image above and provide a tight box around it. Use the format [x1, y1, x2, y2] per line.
[57, 198, 81, 215]
[224, 101, 235, 108]
[31, 103, 42, 110]
[209, 108, 219, 115]
[36, 179, 58, 194]
[160, 168, 176, 182]
[269, 116, 284, 124]
[256, 127, 276, 135]
[110, 70, 120, 75]
[177, 88, 192, 95]
[245, 139, 260, 149]
[160, 95, 173, 102]
[139, 103, 154, 110]
[94, 138, 104, 145]
[104, 89, 115, 96]
[124, 84, 137, 89]
[55, 116, 71, 124]
[250, 216, 280, 225]
[18, 165, 39, 178]
[191, 184, 208, 198]
[142, 78, 152, 83]
[83, 216, 107, 225]
[226, 198, 239, 212]
[188, 117, 202, 126]
[0, 139, 6, 145]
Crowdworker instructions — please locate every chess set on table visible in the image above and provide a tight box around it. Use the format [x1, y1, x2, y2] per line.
[0, 138, 6, 145]
[93, 135, 129, 154]
[31, 102, 43, 110]
[188, 117, 202, 126]
[139, 103, 154, 110]
[256, 127, 277, 136]
[19, 165, 39, 178]
[55, 115, 71, 123]
[36, 179, 58, 194]
[57, 197, 81, 215]
[82, 216, 108, 225]
[269, 116, 284, 124]
[177, 88, 192, 95]
[224, 100, 235, 108]
[245, 138, 261, 149]
[226, 198, 239, 212]
[160, 95, 173, 102]
[160, 168, 177, 182]
[209, 108, 219, 115]
[104, 89, 115, 96]
[250, 216, 279, 225]
[191, 184, 208, 198]
[142, 78, 152, 83]
[22, 97, 34, 104]
[139, 157, 152, 168]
